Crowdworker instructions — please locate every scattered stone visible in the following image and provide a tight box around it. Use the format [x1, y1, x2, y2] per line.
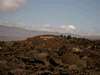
[0, 35, 100, 75]
[17, 57, 45, 65]
[72, 47, 83, 53]
[59, 70, 69, 75]
[68, 64, 78, 70]
[37, 71, 52, 75]
[0, 46, 2, 50]
[62, 53, 80, 65]
[48, 57, 59, 67]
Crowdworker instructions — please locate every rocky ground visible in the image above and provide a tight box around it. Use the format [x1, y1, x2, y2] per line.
[0, 35, 100, 75]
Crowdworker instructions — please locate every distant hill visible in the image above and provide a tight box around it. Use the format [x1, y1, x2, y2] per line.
[0, 25, 100, 41]
[0, 25, 59, 41]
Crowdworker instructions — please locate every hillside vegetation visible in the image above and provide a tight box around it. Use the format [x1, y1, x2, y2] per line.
[0, 35, 100, 75]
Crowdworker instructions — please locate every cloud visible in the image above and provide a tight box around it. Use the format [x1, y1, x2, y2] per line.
[60, 25, 76, 33]
[68, 25, 76, 30]
[0, 0, 26, 11]
[32, 24, 77, 33]
[35, 24, 54, 32]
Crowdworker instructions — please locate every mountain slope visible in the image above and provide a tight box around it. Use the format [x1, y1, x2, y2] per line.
[0, 25, 58, 41]
[0, 25, 100, 41]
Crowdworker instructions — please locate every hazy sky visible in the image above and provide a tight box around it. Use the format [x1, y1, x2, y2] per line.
[0, 0, 99, 35]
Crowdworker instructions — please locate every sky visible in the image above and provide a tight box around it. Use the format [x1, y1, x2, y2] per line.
[0, 0, 99, 35]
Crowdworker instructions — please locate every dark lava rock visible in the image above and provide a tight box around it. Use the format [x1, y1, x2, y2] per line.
[48, 57, 59, 67]
[59, 71, 69, 75]
[57, 45, 66, 56]
[17, 57, 45, 65]
[37, 71, 52, 75]
[58, 67, 69, 75]
[0, 35, 100, 75]
[8, 72, 14, 75]
[29, 58, 45, 65]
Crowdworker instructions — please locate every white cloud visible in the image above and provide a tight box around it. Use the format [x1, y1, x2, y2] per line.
[36, 24, 54, 32]
[60, 25, 76, 33]
[0, 0, 26, 11]
[29, 24, 77, 33]
[32, 24, 77, 33]
[68, 25, 76, 30]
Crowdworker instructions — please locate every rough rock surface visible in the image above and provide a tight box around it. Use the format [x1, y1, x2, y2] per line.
[0, 35, 100, 75]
